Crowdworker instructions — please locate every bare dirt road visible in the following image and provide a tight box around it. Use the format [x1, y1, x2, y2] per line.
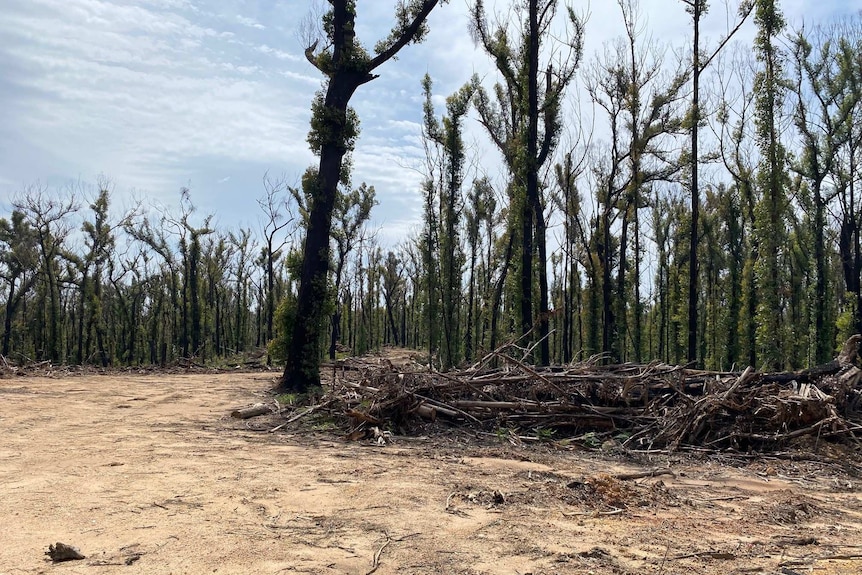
[2, 370, 862, 574]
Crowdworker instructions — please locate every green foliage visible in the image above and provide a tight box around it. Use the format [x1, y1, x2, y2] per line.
[421, 73, 473, 368]
[275, 393, 299, 406]
[579, 432, 601, 449]
[536, 428, 556, 441]
[836, 295, 857, 347]
[268, 295, 297, 364]
[752, 0, 790, 369]
[374, 0, 439, 55]
[308, 92, 360, 155]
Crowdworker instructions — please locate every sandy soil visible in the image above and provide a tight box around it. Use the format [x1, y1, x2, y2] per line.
[2, 369, 862, 575]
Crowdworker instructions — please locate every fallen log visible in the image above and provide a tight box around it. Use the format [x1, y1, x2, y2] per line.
[759, 334, 862, 385]
[230, 403, 272, 419]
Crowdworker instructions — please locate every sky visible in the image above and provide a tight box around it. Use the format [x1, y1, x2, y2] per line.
[0, 0, 858, 245]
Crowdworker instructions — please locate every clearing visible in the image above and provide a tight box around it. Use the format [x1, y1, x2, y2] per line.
[1, 368, 861, 574]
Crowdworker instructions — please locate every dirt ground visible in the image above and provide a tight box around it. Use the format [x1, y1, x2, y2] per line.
[2, 368, 862, 575]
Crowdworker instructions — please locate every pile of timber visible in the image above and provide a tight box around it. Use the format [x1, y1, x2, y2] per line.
[323, 336, 862, 451]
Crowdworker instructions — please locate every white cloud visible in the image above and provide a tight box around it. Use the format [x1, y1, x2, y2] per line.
[0, 0, 857, 245]
[0, 0, 317, 208]
[236, 14, 265, 30]
[256, 43, 301, 62]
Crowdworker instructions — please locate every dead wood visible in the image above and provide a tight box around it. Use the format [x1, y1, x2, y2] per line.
[230, 403, 272, 419]
[268, 401, 333, 433]
[295, 335, 862, 453]
[613, 468, 675, 480]
[46, 542, 85, 562]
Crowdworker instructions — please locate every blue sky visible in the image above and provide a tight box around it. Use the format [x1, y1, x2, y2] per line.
[0, 0, 856, 243]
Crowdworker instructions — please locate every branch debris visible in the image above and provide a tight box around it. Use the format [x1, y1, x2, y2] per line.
[291, 336, 862, 452]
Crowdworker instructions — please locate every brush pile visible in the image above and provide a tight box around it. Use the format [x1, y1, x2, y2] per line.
[321, 336, 862, 451]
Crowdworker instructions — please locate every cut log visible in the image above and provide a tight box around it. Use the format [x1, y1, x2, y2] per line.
[230, 403, 272, 419]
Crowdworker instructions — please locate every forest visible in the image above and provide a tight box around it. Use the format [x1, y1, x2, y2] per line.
[2, 0, 862, 378]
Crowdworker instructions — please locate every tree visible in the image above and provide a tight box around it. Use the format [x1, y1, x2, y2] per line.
[834, 26, 862, 339]
[258, 174, 297, 358]
[280, 0, 446, 393]
[14, 184, 78, 362]
[680, 0, 754, 366]
[329, 180, 375, 359]
[0, 210, 38, 358]
[789, 22, 857, 363]
[584, 0, 686, 361]
[126, 189, 213, 359]
[471, 0, 584, 364]
[75, 183, 131, 366]
[421, 74, 473, 368]
[752, 0, 789, 369]
[552, 151, 588, 361]
[228, 228, 257, 354]
[381, 250, 404, 345]
[464, 177, 495, 360]
[177, 190, 214, 358]
[714, 45, 759, 367]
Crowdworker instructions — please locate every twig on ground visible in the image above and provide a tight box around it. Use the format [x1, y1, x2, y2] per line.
[613, 468, 675, 481]
[269, 401, 333, 433]
[365, 533, 392, 575]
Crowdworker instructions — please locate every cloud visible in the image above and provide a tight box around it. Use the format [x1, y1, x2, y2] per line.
[236, 14, 265, 30]
[1, 0, 857, 246]
[0, 0, 318, 209]
[255, 43, 301, 62]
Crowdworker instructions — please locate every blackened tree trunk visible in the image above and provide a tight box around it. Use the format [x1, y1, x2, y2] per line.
[687, 0, 702, 367]
[681, 0, 754, 366]
[279, 0, 443, 393]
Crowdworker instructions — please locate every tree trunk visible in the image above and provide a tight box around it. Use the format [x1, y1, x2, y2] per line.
[76, 271, 88, 364]
[599, 209, 616, 360]
[280, 72, 360, 392]
[687, 1, 701, 367]
[329, 257, 346, 360]
[490, 231, 515, 353]
[465, 247, 476, 360]
[520, 0, 540, 359]
[2, 278, 17, 357]
[532, 191, 550, 365]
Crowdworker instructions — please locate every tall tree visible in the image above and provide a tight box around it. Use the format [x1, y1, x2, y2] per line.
[584, 0, 686, 360]
[464, 177, 494, 360]
[381, 250, 404, 345]
[421, 74, 473, 368]
[258, 174, 296, 356]
[789, 22, 857, 363]
[0, 211, 38, 358]
[280, 0, 446, 393]
[715, 45, 758, 367]
[76, 184, 128, 366]
[680, 0, 754, 365]
[828, 19, 862, 340]
[752, 0, 789, 369]
[14, 185, 78, 362]
[228, 228, 257, 354]
[552, 151, 588, 361]
[178, 190, 214, 358]
[329, 180, 375, 359]
[471, 0, 583, 364]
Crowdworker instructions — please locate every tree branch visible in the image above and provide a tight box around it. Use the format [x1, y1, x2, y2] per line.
[369, 0, 441, 72]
